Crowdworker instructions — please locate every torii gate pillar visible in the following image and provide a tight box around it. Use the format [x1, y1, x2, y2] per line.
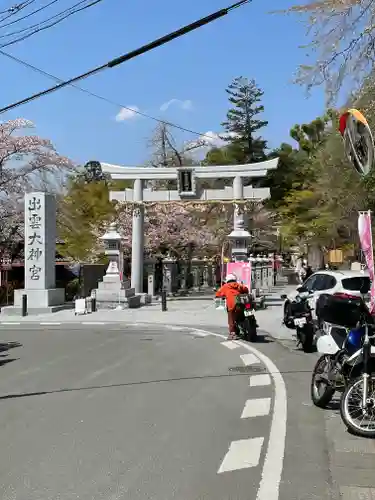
[101, 159, 278, 294]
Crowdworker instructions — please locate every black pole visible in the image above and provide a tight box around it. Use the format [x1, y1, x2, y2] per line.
[161, 288, 167, 312]
[21, 294, 27, 317]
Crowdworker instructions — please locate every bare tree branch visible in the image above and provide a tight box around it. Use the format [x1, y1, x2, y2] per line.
[278, 0, 375, 100]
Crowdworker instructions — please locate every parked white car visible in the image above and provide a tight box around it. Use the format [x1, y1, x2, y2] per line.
[283, 270, 371, 321]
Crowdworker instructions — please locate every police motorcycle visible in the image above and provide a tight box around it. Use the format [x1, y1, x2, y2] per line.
[235, 293, 258, 342]
[311, 291, 375, 435]
[282, 290, 315, 353]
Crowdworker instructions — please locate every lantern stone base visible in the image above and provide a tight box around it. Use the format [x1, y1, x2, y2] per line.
[1, 288, 73, 315]
[94, 275, 143, 309]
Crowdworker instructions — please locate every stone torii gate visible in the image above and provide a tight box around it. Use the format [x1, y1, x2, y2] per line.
[101, 159, 278, 294]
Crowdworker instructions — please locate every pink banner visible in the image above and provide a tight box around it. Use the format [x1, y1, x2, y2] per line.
[358, 211, 375, 313]
[226, 262, 252, 292]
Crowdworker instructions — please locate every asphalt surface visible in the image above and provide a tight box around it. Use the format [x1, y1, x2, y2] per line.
[1, 323, 375, 500]
[0, 325, 274, 500]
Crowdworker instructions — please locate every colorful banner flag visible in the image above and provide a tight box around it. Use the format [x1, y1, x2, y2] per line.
[358, 211, 375, 312]
[226, 261, 252, 292]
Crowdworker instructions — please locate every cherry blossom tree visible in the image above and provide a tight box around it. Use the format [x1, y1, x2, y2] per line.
[115, 202, 222, 257]
[114, 200, 268, 258]
[0, 118, 74, 260]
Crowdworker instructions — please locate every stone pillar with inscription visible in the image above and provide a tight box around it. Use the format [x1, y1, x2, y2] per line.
[2, 192, 68, 315]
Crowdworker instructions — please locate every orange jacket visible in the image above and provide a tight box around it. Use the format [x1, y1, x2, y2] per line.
[216, 282, 249, 311]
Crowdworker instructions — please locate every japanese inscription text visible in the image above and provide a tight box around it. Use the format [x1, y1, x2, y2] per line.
[27, 196, 43, 280]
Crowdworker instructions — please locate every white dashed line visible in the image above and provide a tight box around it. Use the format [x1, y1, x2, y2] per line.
[221, 340, 239, 349]
[40, 322, 62, 326]
[1, 322, 21, 325]
[240, 353, 260, 365]
[241, 398, 271, 419]
[250, 374, 271, 387]
[83, 322, 105, 325]
[218, 437, 264, 473]
[190, 329, 210, 337]
[194, 329, 286, 500]
[238, 341, 287, 500]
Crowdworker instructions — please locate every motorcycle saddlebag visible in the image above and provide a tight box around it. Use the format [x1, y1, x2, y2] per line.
[316, 293, 371, 328]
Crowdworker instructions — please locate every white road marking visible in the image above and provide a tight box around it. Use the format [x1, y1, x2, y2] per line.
[238, 340, 287, 500]
[40, 322, 61, 326]
[241, 398, 271, 419]
[250, 374, 271, 387]
[1, 322, 21, 325]
[193, 328, 287, 500]
[190, 329, 210, 337]
[218, 437, 264, 473]
[83, 322, 105, 325]
[240, 353, 260, 365]
[221, 340, 239, 349]
[340, 486, 375, 499]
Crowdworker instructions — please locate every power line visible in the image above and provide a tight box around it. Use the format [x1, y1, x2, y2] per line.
[0, 0, 36, 23]
[0, 49, 216, 139]
[0, 0, 250, 115]
[0, 0, 106, 49]
[0, 0, 59, 30]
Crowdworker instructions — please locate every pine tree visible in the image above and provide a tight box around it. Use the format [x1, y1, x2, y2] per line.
[222, 77, 268, 163]
[79, 160, 109, 183]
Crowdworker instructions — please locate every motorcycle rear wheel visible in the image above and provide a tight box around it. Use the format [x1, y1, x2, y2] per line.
[241, 317, 257, 342]
[340, 375, 375, 438]
[311, 355, 335, 408]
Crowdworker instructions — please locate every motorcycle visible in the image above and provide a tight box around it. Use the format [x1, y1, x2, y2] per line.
[282, 291, 315, 352]
[340, 321, 375, 437]
[311, 293, 374, 416]
[311, 323, 365, 408]
[236, 294, 258, 342]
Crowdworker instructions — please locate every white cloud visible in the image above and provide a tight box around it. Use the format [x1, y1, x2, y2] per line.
[115, 105, 139, 122]
[159, 99, 193, 112]
[184, 131, 240, 161]
[186, 131, 231, 151]
[200, 131, 226, 148]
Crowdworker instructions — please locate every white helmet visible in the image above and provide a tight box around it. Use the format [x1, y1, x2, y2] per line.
[225, 273, 237, 283]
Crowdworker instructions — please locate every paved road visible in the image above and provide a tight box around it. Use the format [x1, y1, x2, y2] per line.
[0, 324, 282, 500]
[1, 323, 375, 499]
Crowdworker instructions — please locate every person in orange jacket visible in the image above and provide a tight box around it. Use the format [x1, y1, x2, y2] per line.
[216, 273, 249, 340]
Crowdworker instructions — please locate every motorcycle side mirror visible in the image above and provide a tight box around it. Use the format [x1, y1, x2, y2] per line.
[280, 294, 287, 300]
[296, 285, 306, 292]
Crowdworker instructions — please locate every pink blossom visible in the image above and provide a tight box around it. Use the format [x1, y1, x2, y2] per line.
[0, 118, 74, 257]
[116, 202, 234, 257]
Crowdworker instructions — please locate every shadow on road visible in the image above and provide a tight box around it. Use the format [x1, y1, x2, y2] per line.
[254, 334, 272, 344]
[0, 368, 314, 401]
[326, 399, 340, 411]
[0, 341, 22, 353]
[0, 341, 22, 368]
[0, 358, 18, 367]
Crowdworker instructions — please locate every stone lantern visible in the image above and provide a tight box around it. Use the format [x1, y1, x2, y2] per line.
[93, 222, 140, 309]
[100, 222, 123, 278]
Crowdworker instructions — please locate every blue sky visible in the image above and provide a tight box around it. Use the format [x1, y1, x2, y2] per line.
[0, 0, 325, 167]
